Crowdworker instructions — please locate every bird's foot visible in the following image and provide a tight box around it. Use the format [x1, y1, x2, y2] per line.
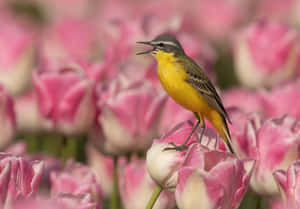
[163, 142, 188, 152]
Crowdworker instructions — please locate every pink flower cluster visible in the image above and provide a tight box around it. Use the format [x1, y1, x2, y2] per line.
[146, 122, 255, 209]
[1, 0, 300, 208]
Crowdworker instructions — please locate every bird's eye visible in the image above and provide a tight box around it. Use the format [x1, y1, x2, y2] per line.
[158, 43, 164, 47]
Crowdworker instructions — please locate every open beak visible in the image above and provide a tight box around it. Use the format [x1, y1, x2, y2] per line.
[136, 41, 155, 55]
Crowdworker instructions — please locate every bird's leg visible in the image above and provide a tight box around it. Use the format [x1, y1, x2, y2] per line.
[198, 114, 205, 144]
[163, 113, 200, 151]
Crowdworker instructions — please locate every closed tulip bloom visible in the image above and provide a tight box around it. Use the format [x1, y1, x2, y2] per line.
[175, 144, 255, 209]
[273, 161, 300, 208]
[15, 91, 48, 133]
[222, 88, 264, 114]
[260, 80, 300, 120]
[96, 78, 167, 155]
[40, 18, 97, 69]
[50, 160, 102, 209]
[0, 15, 35, 96]
[234, 21, 299, 88]
[0, 86, 16, 149]
[146, 121, 199, 190]
[187, 0, 249, 42]
[86, 144, 113, 197]
[227, 108, 264, 158]
[33, 0, 93, 20]
[268, 199, 294, 209]
[55, 193, 98, 209]
[229, 111, 300, 195]
[33, 67, 96, 135]
[159, 97, 194, 134]
[12, 197, 95, 209]
[119, 159, 175, 209]
[0, 153, 44, 208]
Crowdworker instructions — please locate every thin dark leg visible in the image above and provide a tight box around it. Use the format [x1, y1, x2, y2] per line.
[198, 114, 205, 144]
[181, 119, 200, 146]
[163, 113, 200, 151]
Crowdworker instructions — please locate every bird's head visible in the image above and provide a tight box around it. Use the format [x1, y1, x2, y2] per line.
[137, 34, 185, 58]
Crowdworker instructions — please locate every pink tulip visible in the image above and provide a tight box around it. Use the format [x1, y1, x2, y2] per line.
[256, 0, 299, 23]
[268, 199, 292, 209]
[146, 121, 199, 190]
[11, 198, 70, 209]
[0, 86, 16, 149]
[94, 78, 167, 155]
[15, 91, 49, 133]
[33, 67, 96, 135]
[159, 98, 194, 135]
[40, 18, 97, 70]
[290, 1, 300, 26]
[0, 153, 44, 208]
[222, 88, 264, 114]
[50, 160, 102, 209]
[86, 144, 113, 197]
[234, 21, 300, 88]
[0, 161, 11, 208]
[12, 197, 95, 209]
[33, 0, 94, 20]
[229, 110, 300, 195]
[0, 14, 35, 95]
[175, 144, 255, 209]
[5, 142, 62, 187]
[260, 80, 300, 120]
[185, 0, 249, 41]
[119, 158, 175, 209]
[5, 142, 27, 156]
[273, 161, 300, 208]
[55, 193, 97, 209]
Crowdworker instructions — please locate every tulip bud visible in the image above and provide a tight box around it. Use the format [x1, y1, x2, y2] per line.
[234, 21, 299, 88]
[146, 121, 199, 190]
[119, 159, 175, 209]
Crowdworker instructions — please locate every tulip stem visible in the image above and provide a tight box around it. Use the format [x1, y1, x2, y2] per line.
[110, 156, 120, 209]
[145, 185, 163, 209]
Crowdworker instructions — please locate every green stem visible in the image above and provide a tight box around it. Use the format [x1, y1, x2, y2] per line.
[110, 156, 120, 209]
[145, 185, 163, 209]
[256, 195, 262, 209]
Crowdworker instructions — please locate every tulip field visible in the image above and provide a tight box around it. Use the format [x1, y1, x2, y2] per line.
[1, 0, 300, 209]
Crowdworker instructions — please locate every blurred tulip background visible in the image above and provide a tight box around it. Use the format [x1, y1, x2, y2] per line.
[1, 0, 300, 209]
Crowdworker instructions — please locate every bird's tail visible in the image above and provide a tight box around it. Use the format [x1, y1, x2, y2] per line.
[206, 111, 235, 154]
[219, 121, 235, 154]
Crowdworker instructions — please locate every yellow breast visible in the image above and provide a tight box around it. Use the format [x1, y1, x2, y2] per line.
[154, 51, 211, 113]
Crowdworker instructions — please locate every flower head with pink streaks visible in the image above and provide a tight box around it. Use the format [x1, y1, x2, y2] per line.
[175, 144, 255, 209]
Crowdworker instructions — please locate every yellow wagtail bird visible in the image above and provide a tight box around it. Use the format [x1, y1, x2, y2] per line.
[137, 33, 234, 154]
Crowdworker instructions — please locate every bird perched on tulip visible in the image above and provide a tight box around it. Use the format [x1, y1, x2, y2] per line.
[137, 34, 234, 153]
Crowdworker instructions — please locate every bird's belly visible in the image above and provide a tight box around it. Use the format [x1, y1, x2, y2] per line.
[158, 64, 210, 113]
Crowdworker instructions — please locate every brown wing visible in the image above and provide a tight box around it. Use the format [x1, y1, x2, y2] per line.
[177, 56, 231, 123]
